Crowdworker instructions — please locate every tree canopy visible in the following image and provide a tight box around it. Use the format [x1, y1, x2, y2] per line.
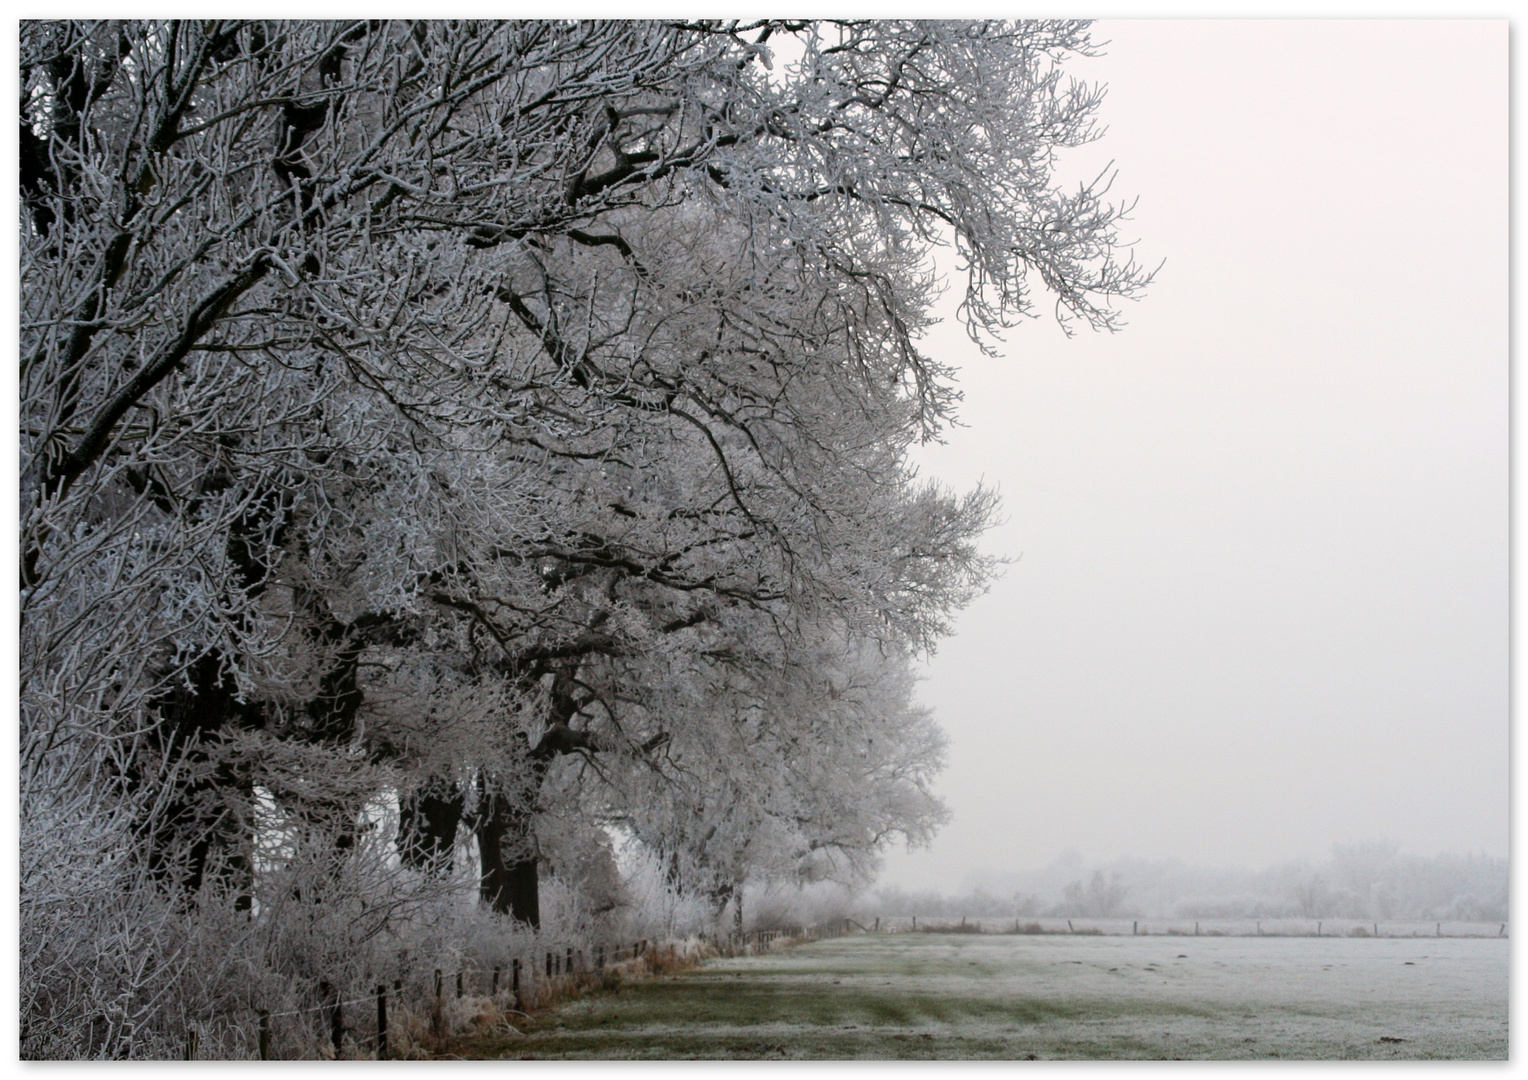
[20, 19, 1149, 1058]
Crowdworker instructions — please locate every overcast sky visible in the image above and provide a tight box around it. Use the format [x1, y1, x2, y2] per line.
[879, 19, 1506, 891]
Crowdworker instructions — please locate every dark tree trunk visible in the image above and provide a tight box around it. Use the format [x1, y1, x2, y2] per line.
[128, 479, 292, 902]
[276, 575, 398, 874]
[141, 651, 259, 904]
[475, 785, 541, 926]
[397, 779, 463, 874]
[470, 670, 613, 927]
[472, 671, 594, 926]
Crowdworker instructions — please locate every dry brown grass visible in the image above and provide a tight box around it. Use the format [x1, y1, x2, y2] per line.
[402, 942, 725, 1059]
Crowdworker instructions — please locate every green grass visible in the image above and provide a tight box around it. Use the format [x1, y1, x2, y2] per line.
[453, 932, 1508, 1060]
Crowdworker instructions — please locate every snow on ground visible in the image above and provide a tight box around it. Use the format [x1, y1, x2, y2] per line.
[471, 931, 1507, 1059]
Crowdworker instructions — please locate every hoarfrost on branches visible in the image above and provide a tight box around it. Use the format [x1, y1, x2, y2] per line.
[19, 18, 1149, 1057]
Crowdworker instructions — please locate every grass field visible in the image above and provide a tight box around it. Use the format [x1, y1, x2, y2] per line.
[460, 931, 1508, 1060]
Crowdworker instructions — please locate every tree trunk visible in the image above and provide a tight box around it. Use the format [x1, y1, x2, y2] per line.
[473, 672, 598, 926]
[475, 788, 541, 926]
[141, 650, 258, 903]
[472, 668, 621, 926]
[397, 778, 463, 875]
[132, 484, 291, 902]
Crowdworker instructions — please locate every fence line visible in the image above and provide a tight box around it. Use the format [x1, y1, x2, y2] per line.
[213, 926, 817, 1060]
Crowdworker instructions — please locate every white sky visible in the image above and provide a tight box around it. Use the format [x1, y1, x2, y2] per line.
[880, 19, 1507, 889]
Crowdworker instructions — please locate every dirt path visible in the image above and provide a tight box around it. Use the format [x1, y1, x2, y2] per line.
[453, 932, 1508, 1059]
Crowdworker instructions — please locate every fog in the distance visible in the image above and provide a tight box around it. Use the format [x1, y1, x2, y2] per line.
[879, 20, 1506, 893]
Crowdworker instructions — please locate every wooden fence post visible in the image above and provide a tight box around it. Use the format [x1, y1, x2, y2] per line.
[492, 966, 501, 997]
[567, 947, 574, 974]
[319, 981, 342, 1059]
[258, 1009, 270, 1061]
[434, 969, 443, 999]
[1437, 922, 1442, 937]
[183, 1026, 197, 1060]
[512, 958, 522, 1005]
[456, 971, 463, 998]
[376, 984, 388, 1060]
[1133, 921, 1138, 936]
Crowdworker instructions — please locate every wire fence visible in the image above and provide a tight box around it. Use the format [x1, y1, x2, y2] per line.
[188, 927, 808, 1060]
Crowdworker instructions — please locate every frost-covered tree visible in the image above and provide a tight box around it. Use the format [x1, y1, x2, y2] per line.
[21, 19, 1148, 1056]
[600, 633, 954, 929]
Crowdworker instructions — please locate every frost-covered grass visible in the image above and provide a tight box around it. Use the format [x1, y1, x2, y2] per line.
[462, 932, 1507, 1059]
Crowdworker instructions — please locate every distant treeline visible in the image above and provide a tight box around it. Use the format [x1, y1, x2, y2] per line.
[871, 843, 1507, 922]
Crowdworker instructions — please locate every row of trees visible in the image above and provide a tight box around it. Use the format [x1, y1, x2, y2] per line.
[20, 19, 1148, 1056]
[914, 844, 1508, 921]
